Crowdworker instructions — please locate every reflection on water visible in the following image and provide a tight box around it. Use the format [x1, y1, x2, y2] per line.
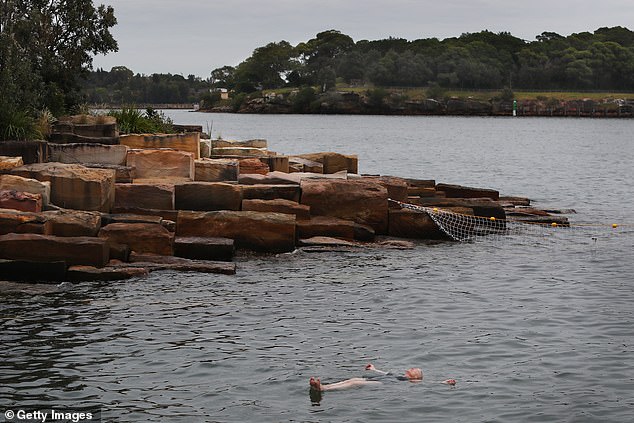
[2, 115, 633, 422]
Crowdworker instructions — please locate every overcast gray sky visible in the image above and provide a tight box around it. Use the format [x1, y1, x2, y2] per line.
[91, 0, 634, 78]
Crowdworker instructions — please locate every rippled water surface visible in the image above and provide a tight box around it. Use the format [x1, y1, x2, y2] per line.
[1, 115, 633, 422]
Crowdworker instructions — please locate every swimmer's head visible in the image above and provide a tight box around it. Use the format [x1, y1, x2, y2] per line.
[309, 377, 322, 391]
[404, 368, 423, 380]
[365, 363, 375, 371]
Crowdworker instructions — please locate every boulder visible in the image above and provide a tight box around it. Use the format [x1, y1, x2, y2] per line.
[239, 158, 269, 175]
[0, 190, 42, 212]
[67, 265, 148, 282]
[289, 157, 323, 173]
[126, 148, 194, 182]
[174, 182, 242, 211]
[109, 207, 179, 222]
[295, 152, 358, 174]
[54, 115, 118, 137]
[238, 171, 300, 185]
[364, 176, 408, 202]
[48, 143, 128, 166]
[212, 139, 267, 149]
[194, 158, 239, 182]
[435, 183, 499, 200]
[120, 132, 201, 158]
[212, 146, 267, 157]
[300, 179, 389, 234]
[100, 214, 163, 226]
[241, 198, 310, 220]
[0, 175, 51, 206]
[0, 209, 51, 235]
[42, 209, 102, 237]
[115, 183, 175, 210]
[177, 210, 296, 253]
[297, 216, 375, 241]
[261, 156, 289, 173]
[241, 184, 301, 202]
[0, 156, 24, 171]
[98, 222, 174, 256]
[83, 164, 133, 183]
[127, 252, 236, 275]
[174, 236, 235, 261]
[388, 208, 448, 240]
[10, 163, 115, 212]
[0, 233, 110, 267]
[48, 133, 119, 145]
[0, 259, 67, 282]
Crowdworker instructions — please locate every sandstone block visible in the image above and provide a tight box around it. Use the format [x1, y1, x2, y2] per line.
[241, 184, 301, 202]
[175, 182, 242, 211]
[239, 158, 269, 175]
[212, 139, 267, 149]
[0, 190, 42, 212]
[10, 163, 115, 212]
[289, 157, 323, 173]
[67, 265, 148, 282]
[435, 183, 499, 200]
[0, 209, 51, 235]
[48, 143, 128, 166]
[296, 152, 357, 174]
[297, 216, 375, 241]
[0, 175, 51, 206]
[241, 198, 310, 220]
[120, 132, 201, 158]
[126, 252, 236, 275]
[98, 223, 174, 256]
[109, 207, 179, 222]
[177, 210, 296, 253]
[388, 209, 447, 240]
[300, 179, 389, 234]
[0, 233, 109, 267]
[0, 156, 24, 171]
[115, 183, 175, 210]
[0, 141, 48, 164]
[83, 164, 133, 183]
[195, 158, 239, 182]
[100, 214, 163, 226]
[42, 210, 101, 237]
[174, 236, 235, 261]
[212, 146, 267, 157]
[364, 176, 408, 202]
[238, 171, 300, 185]
[261, 156, 289, 173]
[126, 148, 194, 181]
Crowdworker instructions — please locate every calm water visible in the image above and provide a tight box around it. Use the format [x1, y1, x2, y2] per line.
[1, 114, 633, 422]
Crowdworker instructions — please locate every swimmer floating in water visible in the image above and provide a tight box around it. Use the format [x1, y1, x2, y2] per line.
[365, 363, 456, 385]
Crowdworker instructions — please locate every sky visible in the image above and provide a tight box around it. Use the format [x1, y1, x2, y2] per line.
[91, 0, 634, 78]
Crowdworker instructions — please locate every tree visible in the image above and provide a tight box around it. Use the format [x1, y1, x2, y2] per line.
[0, 0, 118, 118]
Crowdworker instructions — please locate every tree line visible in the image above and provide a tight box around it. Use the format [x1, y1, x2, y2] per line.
[210, 27, 634, 93]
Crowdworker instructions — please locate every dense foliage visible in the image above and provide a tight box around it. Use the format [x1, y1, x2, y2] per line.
[80, 67, 211, 104]
[108, 107, 174, 134]
[210, 27, 634, 93]
[0, 0, 117, 140]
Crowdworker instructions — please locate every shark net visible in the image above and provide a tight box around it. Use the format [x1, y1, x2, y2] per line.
[390, 199, 570, 242]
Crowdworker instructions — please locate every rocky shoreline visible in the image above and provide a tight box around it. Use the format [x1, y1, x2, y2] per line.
[0, 115, 572, 287]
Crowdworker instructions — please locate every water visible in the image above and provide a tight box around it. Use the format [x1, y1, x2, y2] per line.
[1, 114, 633, 422]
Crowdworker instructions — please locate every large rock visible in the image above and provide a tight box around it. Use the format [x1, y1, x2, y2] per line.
[239, 158, 269, 175]
[241, 198, 310, 220]
[54, 115, 118, 138]
[120, 133, 201, 159]
[0, 156, 24, 171]
[98, 223, 174, 256]
[194, 158, 239, 182]
[0, 190, 42, 212]
[84, 163, 133, 183]
[0, 233, 109, 267]
[295, 152, 358, 174]
[212, 147, 267, 157]
[297, 216, 375, 241]
[238, 171, 300, 185]
[67, 265, 148, 282]
[42, 210, 102, 237]
[241, 184, 301, 202]
[48, 143, 128, 165]
[212, 139, 267, 149]
[289, 157, 323, 173]
[126, 148, 194, 182]
[109, 207, 179, 222]
[300, 179, 389, 234]
[10, 163, 115, 212]
[0, 175, 51, 207]
[388, 208, 448, 240]
[174, 236, 235, 261]
[0, 209, 51, 235]
[260, 156, 289, 173]
[115, 183, 175, 210]
[435, 183, 499, 200]
[174, 182, 242, 211]
[177, 210, 296, 253]
[126, 252, 236, 275]
[364, 176, 408, 202]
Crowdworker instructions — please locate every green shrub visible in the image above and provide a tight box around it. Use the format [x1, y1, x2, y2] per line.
[292, 87, 317, 112]
[0, 109, 42, 141]
[426, 83, 446, 100]
[108, 107, 174, 134]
